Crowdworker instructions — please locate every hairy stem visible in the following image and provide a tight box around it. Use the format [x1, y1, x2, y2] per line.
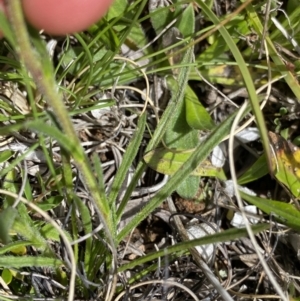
[5, 0, 115, 241]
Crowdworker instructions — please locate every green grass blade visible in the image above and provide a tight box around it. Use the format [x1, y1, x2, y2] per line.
[73, 33, 94, 102]
[110, 113, 146, 209]
[73, 195, 93, 275]
[0, 256, 63, 268]
[195, 0, 271, 169]
[0, 241, 32, 255]
[118, 223, 268, 272]
[237, 154, 268, 185]
[241, 191, 300, 231]
[91, 153, 108, 204]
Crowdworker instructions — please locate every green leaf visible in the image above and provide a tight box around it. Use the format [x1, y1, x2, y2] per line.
[73, 195, 93, 276]
[60, 47, 107, 75]
[106, 0, 127, 20]
[144, 148, 226, 179]
[176, 4, 195, 37]
[177, 175, 199, 199]
[165, 76, 200, 198]
[7, 244, 27, 255]
[241, 191, 300, 231]
[0, 256, 63, 268]
[2, 169, 18, 206]
[269, 132, 300, 198]
[36, 195, 64, 211]
[40, 223, 72, 242]
[0, 241, 31, 255]
[185, 85, 215, 130]
[146, 48, 194, 152]
[112, 114, 146, 219]
[197, 33, 229, 62]
[26, 120, 78, 155]
[23, 175, 33, 202]
[91, 154, 108, 205]
[237, 154, 268, 185]
[191, 63, 271, 87]
[286, 0, 300, 19]
[164, 78, 198, 147]
[0, 150, 14, 163]
[197, 18, 250, 62]
[1, 269, 13, 285]
[106, 0, 151, 54]
[0, 10, 16, 47]
[0, 207, 18, 244]
[111, 114, 146, 205]
[149, 0, 181, 36]
[12, 215, 48, 251]
[126, 24, 150, 54]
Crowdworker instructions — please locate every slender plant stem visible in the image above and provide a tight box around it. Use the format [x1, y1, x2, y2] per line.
[4, 0, 114, 239]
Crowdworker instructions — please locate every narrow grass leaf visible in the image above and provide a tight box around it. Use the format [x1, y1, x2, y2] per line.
[269, 6, 300, 42]
[23, 175, 33, 202]
[0, 150, 14, 163]
[73, 33, 94, 100]
[0, 11, 16, 47]
[196, 0, 271, 172]
[237, 154, 268, 185]
[110, 113, 146, 208]
[241, 191, 300, 231]
[118, 223, 268, 271]
[0, 241, 31, 255]
[91, 154, 108, 204]
[0, 256, 63, 268]
[73, 195, 93, 275]
[36, 195, 64, 211]
[96, 0, 148, 84]
[26, 120, 78, 155]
